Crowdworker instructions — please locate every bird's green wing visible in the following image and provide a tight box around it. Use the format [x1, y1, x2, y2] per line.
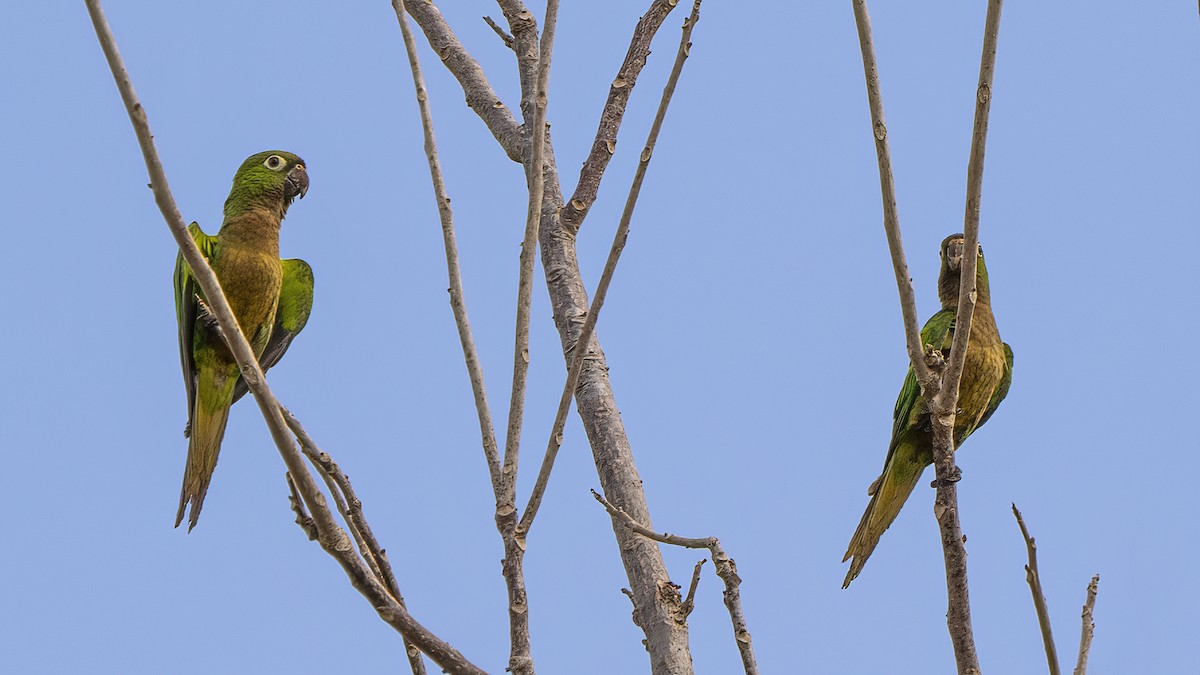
[231, 258, 314, 404]
[175, 222, 219, 436]
[888, 309, 957, 448]
[974, 342, 1013, 430]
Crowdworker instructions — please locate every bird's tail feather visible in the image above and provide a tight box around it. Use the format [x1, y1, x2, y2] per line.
[842, 444, 926, 588]
[176, 367, 238, 531]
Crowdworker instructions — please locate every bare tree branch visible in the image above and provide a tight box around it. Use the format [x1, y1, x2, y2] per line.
[405, 3, 698, 670]
[925, 3, 1005, 672]
[519, 0, 703, 536]
[390, 0, 503, 508]
[391, 3, 532, 673]
[559, 0, 680, 234]
[850, 0, 934, 391]
[852, 1, 1005, 671]
[285, 408, 428, 675]
[403, 2, 524, 161]
[483, 15, 515, 49]
[499, 0, 558, 536]
[1013, 504, 1060, 675]
[592, 490, 758, 675]
[1074, 575, 1099, 675]
[682, 559, 705, 618]
[88, 2, 481, 670]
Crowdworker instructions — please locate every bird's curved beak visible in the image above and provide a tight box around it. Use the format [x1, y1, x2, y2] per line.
[946, 239, 964, 272]
[284, 164, 309, 201]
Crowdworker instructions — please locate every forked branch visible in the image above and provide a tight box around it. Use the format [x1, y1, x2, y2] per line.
[592, 490, 758, 675]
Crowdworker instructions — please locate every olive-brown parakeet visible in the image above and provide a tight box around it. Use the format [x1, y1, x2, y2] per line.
[842, 233, 1012, 587]
[174, 151, 313, 530]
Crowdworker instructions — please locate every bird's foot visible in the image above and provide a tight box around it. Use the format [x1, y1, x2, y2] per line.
[930, 466, 962, 488]
[195, 297, 226, 336]
[923, 345, 947, 371]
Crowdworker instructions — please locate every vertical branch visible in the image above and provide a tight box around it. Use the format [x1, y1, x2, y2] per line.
[1073, 575, 1099, 675]
[518, 0, 704, 536]
[1013, 505, 1060, 675]
[499, 0, 557, 511]
[849, 0, 934, 391]
[926, 2, 1004, 672]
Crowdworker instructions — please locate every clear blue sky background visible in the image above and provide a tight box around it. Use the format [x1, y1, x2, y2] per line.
[2, 2, 1197, 673]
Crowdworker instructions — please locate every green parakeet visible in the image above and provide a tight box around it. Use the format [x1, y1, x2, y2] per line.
[842, 233, 1013, 587]
[174, 151, 313, 530]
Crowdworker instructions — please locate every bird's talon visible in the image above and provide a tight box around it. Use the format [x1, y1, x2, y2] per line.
[930, 466, 963, 488]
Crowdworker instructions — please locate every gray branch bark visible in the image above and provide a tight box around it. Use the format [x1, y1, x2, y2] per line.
[404, 2, 694, 670]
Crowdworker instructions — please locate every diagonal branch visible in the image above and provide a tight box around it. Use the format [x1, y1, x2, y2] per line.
[592, 490, 758, 675]
[559, 0, 680, 234]
[1013, 504, 1060, 675]
[391, 0, 503, 502]
[403, 1, 524, 161]
[850, 0, 934, 392]
[89, 2, 481, 670]
[518, 0, 703, 536]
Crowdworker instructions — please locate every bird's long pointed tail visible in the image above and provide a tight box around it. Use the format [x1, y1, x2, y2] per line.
[842, 444, 926, 588]
[176, 367, 238, 531]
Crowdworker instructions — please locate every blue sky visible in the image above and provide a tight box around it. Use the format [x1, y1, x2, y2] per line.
[2, 2, 1197, 673]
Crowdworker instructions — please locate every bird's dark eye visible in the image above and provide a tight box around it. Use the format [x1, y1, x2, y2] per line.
[264, 155, 284, 170]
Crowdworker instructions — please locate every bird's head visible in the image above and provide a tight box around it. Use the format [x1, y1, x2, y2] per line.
[224, 150, 309, 219]
[938, 233, 990, 308]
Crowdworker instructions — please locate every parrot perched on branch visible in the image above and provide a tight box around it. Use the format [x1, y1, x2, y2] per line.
[842, 233, 1012, 588]
[174, 150, 313, 531]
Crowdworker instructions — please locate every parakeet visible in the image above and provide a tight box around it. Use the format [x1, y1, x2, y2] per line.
[174, 150, 313, 530]
[842, 233, 1012, 587]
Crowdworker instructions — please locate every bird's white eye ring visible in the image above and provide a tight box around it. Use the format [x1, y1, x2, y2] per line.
[264, 155, 284, 170]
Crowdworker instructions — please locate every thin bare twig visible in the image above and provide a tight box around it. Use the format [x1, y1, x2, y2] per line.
[89, 2, 481, 670]
[483, 15, 515, 48]
[1074, 575, 1099, 675]
[286, 473, 318, 540]
[1013, 504, 1060, 675]
[285, 409, 427, 675]
[559, 0, 680, 234]
[592, 490, 758, 675]
[391, 0, 503, 502]
[682, 559, 706, 618]
[519, 0, 703, 537]
[849, 0, 934, 391]
[499, 0, 558, 523]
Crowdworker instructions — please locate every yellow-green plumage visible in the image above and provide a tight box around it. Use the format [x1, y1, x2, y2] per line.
[175, 151, 313, 530]
[842, 234, 1012, 587]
